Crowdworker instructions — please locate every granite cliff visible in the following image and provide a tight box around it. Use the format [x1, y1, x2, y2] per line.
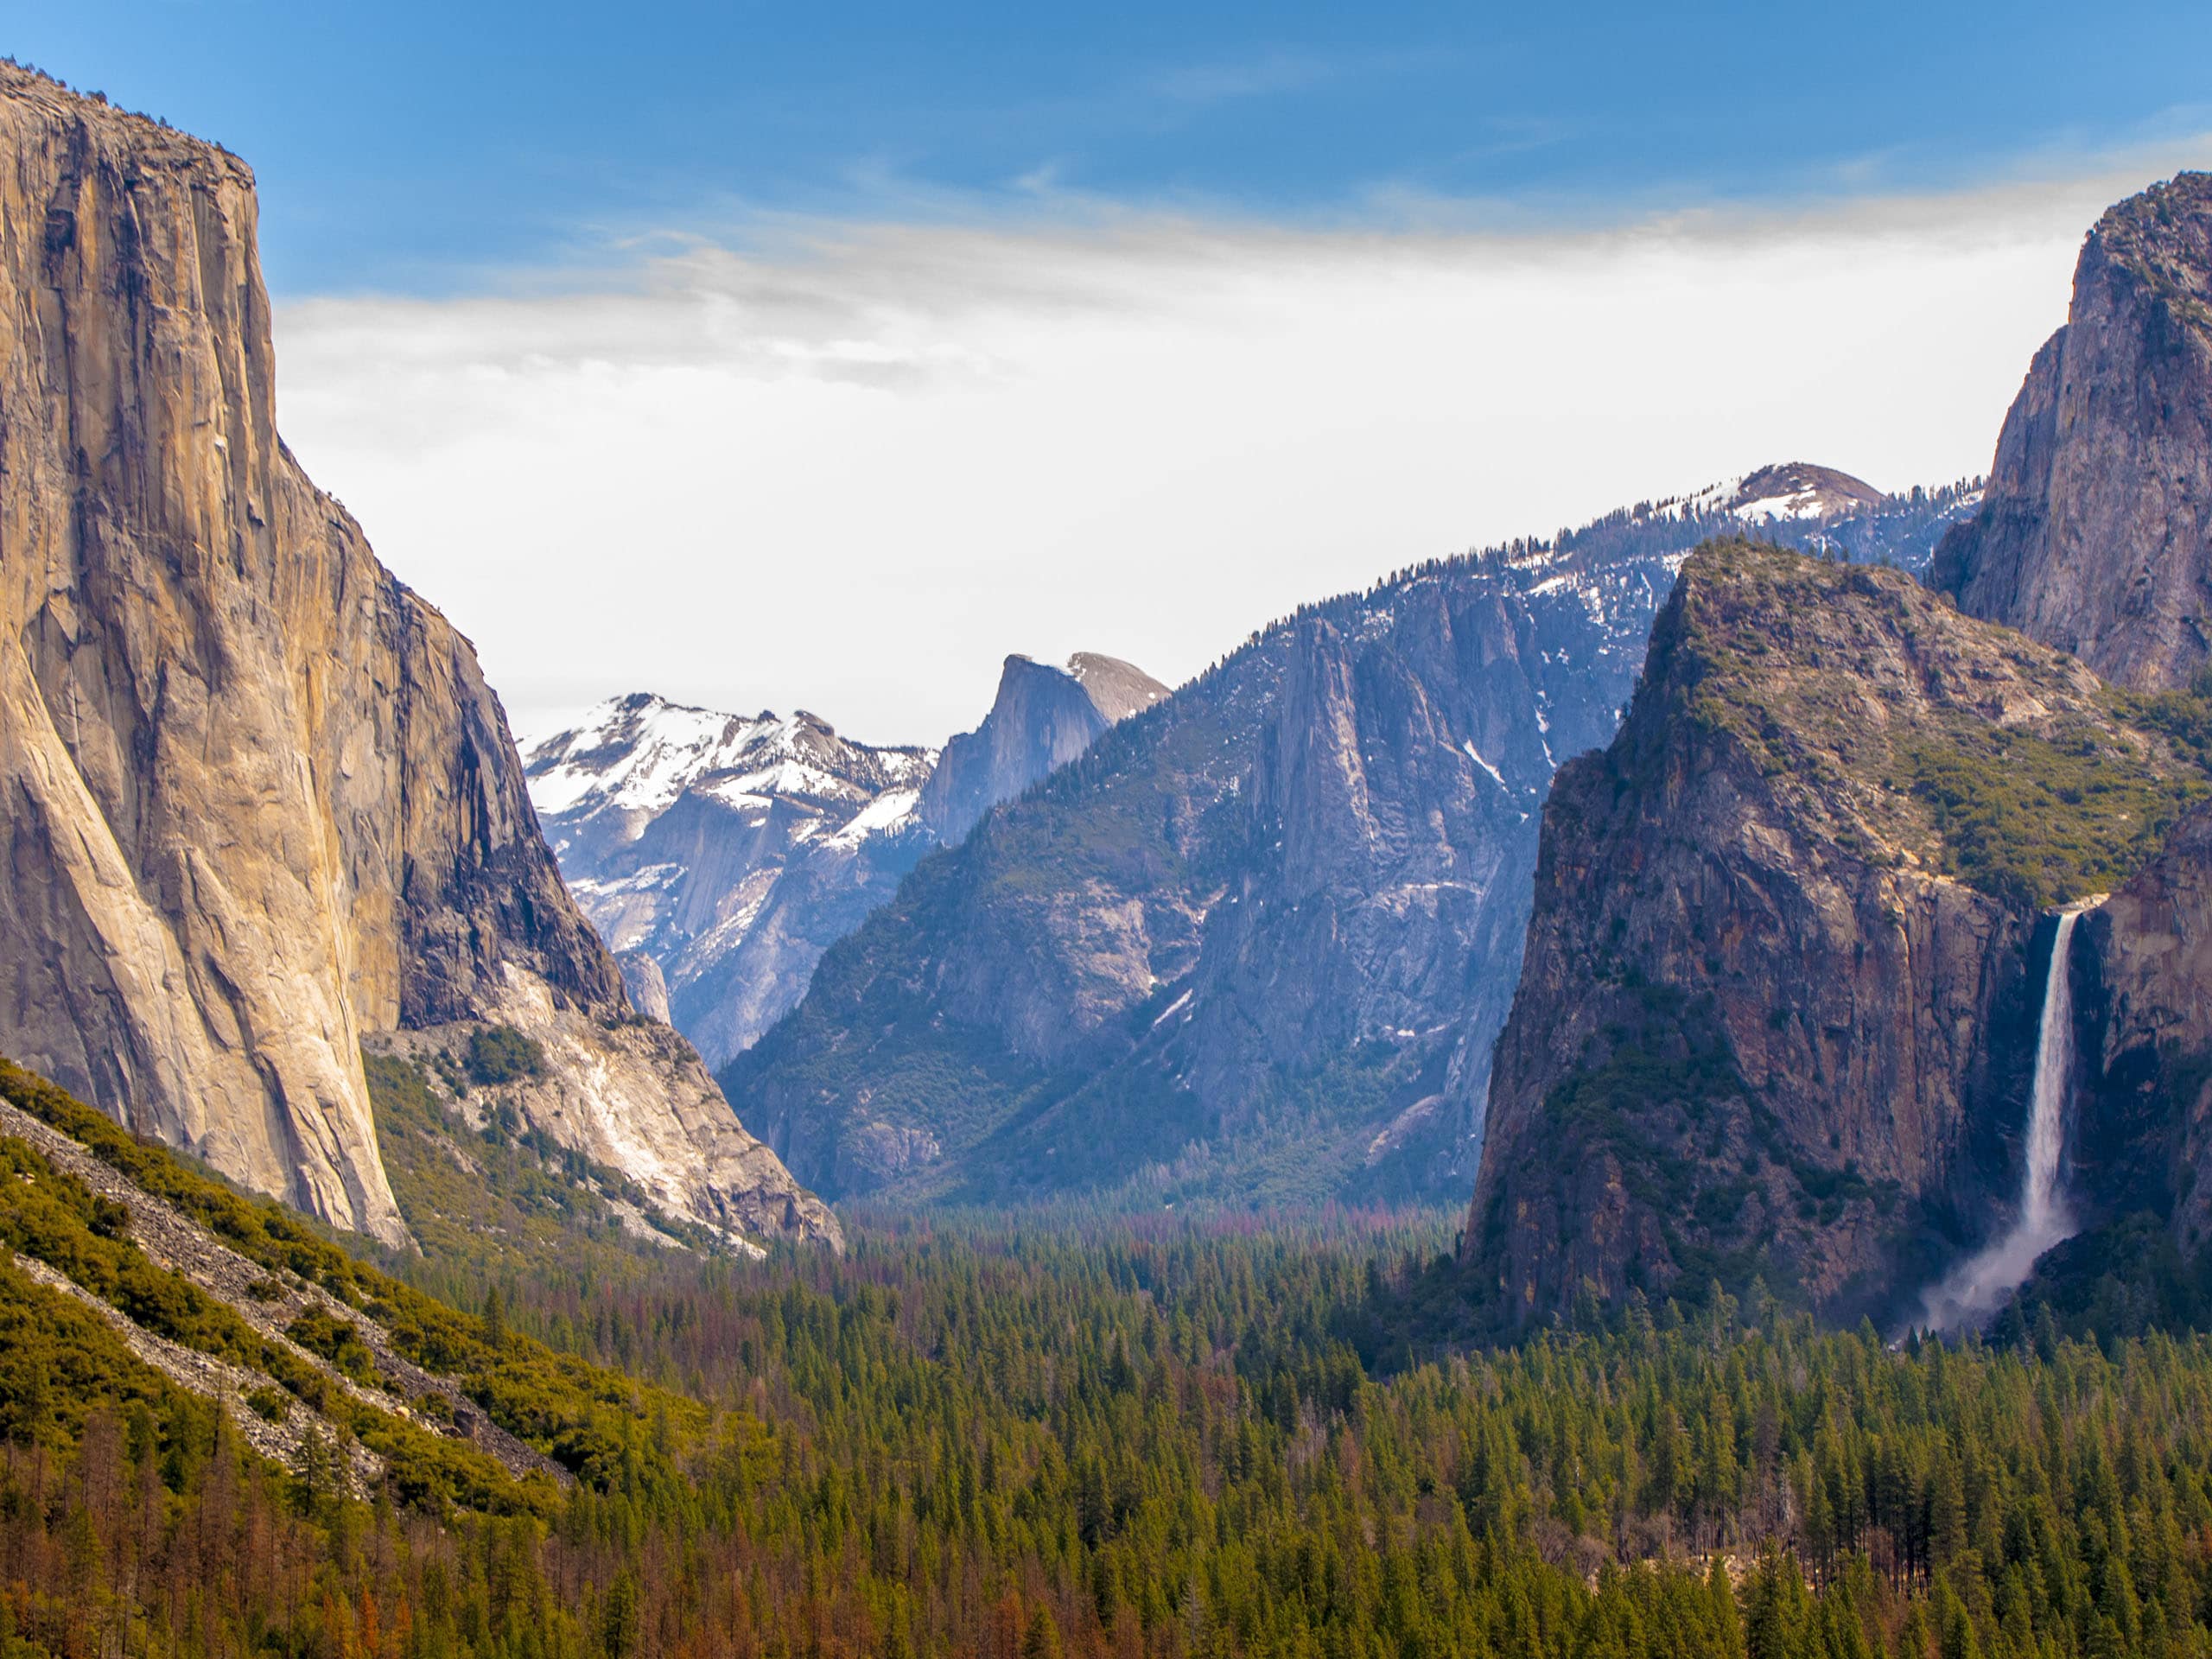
[2075, 798, 2212, 1255]
[1933, 173, 2212, 691]
[0, 68, 835, 1249]
[1465, 542, 2209, 1328]
[915, 652, 1167, 845]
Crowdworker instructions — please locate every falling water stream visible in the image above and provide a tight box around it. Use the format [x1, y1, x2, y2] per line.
[1917, 906, 2088, 1332]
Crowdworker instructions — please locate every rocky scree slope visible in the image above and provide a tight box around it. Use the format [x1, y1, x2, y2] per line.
[1465, 541, 2210, 1330]
[0, 67, 834, 1249]
[1933, 172, 2212, 692]
[524, 653, 1164, 1070]
[724, 482, 1980, 1210]
[0, 1057, 577, 1504]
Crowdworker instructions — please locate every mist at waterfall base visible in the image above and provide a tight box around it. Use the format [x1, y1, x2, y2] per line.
[1917, 910, 2087, 1332]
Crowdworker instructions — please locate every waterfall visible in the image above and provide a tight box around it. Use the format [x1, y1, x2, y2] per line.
[1917, 907, 2086, 1332]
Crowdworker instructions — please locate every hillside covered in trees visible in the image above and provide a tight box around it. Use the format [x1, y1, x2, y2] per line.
[2, 1046, 2210, 1658]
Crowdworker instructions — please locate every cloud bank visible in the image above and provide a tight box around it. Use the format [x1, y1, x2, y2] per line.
[272, 154, 2202, 747]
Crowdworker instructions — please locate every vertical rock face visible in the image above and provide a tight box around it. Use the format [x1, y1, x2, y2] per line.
[2077, 808, 2212, 1251]
[1932, 173, 2212, 691]
[915, 653, 1166, 844]
[619, 952, 675, 1024]
[1466, 542, 2205, 1328]
[0, 68, 836, 1249]
[1175, 575, 1605, 1149]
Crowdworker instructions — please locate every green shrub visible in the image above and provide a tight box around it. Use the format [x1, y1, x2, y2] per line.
[286, 1306, 379, 1386]
[1903, 720, 2204, 907]
[466, 1026, 545, 1087]
[245, 1385, 288, 1422]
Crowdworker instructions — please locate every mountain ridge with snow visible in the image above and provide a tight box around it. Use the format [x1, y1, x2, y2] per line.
[525, 655, 1166, 1067]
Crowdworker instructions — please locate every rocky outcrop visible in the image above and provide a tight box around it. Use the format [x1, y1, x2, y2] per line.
[1465, 541, 2206, 1328]
[1931, 173, 2212, 691]
[2076, 808, 2212, 1251]
[620, 951, 674, 1023]
[0, 67, 834, 1249]
[915, 653, 1167, 844]
[1066, 652, 1172, 723]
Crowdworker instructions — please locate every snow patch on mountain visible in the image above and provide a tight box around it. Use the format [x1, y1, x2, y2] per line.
[831, 787, 923, 849]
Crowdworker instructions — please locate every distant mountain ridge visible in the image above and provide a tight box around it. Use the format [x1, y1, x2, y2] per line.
[721, 468, 1982, 1208]
[525, 654, 1166, 1067]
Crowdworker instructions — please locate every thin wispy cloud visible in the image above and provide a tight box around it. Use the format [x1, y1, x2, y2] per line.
[276, 136, 2209, 749]
[1140, 48, 1341, 111]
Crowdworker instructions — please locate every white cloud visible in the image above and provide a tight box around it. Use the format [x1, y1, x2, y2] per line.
[272, 151, 2202, 748]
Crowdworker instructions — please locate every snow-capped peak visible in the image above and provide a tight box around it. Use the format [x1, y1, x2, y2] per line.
[524, 694, 931, 829]
[1636, 461, 1888, 528]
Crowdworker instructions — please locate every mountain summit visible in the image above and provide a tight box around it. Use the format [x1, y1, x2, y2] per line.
[1933, 172, 2212, 690]
[1718, 462, 1888, 521]
[915, 653, 1169, 844]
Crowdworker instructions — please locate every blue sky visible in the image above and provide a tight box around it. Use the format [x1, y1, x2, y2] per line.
[22, 2, 2212, 297]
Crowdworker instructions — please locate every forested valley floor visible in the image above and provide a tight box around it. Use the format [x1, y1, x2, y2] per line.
[3, 1071, 2211, 1659]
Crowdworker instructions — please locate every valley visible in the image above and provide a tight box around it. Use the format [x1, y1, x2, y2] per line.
[1, 35, 2211, 1659]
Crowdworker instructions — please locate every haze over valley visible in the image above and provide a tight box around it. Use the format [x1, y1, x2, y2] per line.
[4, 13, 2212, 1655]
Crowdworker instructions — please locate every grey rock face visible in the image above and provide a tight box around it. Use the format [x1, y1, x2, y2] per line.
[1463, 543, 2191, 1328]
[620, 951, 675, 1024]
[0, 67, 835, 1250]
[1932, 173, 2212, 691]
[2078, 807, 2212, 1251]
[915, 653, 1168, 844]
[1067, 652, 1172, 723]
